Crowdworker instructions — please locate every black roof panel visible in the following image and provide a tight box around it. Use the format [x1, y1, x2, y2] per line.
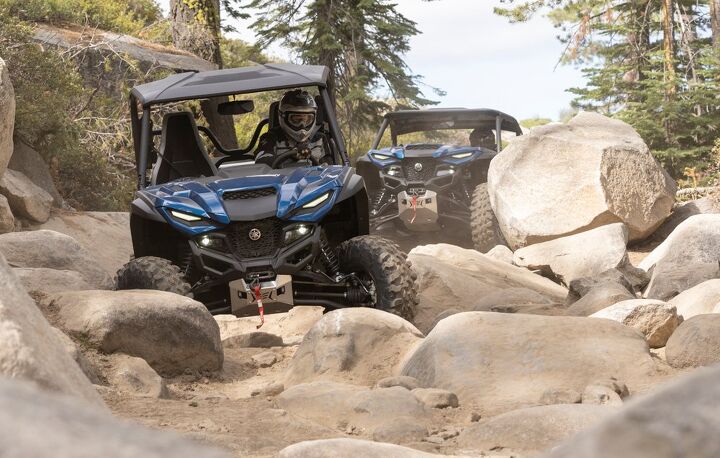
[385, 108, 523, 135]
[131, 63, 329, 106]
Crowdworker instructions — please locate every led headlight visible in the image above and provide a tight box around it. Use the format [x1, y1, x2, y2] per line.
[450, 152, 474, 159]
[170, 210, 203, 222]
[302, 192, 331, 209]
[283, 223, 314, 245]
[196, 234, 225, 251]
[372, 153, 393, 161]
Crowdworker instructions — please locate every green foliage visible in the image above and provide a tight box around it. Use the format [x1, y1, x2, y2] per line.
[520, 117, 551, 129]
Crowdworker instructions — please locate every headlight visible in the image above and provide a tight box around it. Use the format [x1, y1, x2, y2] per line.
[302, 192, 331, 209]
[385, 165, 403, 177]
[451, 152, 474, 159]
[436, 167, 455, 177]
[196, 234, 225, 251]
[372, 153, 393, 161]
[170, 210, 203, 222]
[284, 223, 314, 245]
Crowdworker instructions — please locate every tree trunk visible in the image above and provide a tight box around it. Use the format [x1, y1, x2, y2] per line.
[170, 0, 238, 150]
[711, 0, 720, 48]
[661, 0, 677, 96]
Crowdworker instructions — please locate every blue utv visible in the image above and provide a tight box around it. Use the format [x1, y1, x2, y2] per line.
[116, 64, 417, 323]
[356, 109, 523, 252]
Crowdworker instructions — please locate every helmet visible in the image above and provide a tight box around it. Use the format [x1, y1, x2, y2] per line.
[469, 128, 496, 149]
[279, 90, 319, 143]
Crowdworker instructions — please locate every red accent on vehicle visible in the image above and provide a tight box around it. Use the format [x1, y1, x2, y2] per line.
[253, 284, 265, 329]
[410, 194, 418, 224]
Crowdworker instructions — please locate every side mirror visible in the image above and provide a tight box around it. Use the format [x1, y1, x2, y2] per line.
[218, 100, 254, 116]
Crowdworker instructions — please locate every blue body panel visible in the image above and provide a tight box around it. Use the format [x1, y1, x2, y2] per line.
[137, 165, 352, 237]
[364, 144, 492, 169]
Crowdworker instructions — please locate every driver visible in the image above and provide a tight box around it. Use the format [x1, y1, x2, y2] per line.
[256, 90, 329, 167]
[469, 128, 497, 150]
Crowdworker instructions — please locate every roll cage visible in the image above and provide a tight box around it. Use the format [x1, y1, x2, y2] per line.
[129, 63, 349, 189]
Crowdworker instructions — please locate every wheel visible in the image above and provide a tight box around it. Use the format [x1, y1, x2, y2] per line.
[470, 182, 507, 253]
[116, 256, 192, 297]
[337, 235, 418, 321]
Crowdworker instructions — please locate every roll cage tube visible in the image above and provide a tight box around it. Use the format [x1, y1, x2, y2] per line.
[320, 87, 349, 166]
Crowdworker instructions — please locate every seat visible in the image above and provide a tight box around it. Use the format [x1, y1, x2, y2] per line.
[151, 112, 218, 185]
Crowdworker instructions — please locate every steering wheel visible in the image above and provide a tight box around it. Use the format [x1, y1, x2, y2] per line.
[271, 149, 320, 169]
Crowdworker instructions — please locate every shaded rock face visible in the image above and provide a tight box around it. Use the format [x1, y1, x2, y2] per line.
[669, 279, 720, 320]
[8, 141, 62, 206]
[546, 365, 720, 458]
[278, 438, 448, 458]
[488, 112, 675, 249]
[665, 314, 720, 369]
[284, 308, 422, 387]
[457, 404, 615, 455]
[45, 290, 223, 376]
[590, 299, 680, 348]
[0, 254, 103, 406]
[0, 378, 230, 458]
[0, 58, 15, 178]
[513, 223, 631, 286]
[566, 283, 636, 317]
[409, 244, 567, 333]
[0, 195, 13, 234]
[0, 169, 53, 223]
[107, 354, 168, 399]
[640, 214, 720, 300]
[0, 230, 113, 289]
[646, 197, 720, 244]
[400, 312, 655, 414]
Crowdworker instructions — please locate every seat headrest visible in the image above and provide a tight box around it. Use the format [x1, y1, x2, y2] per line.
[268, 102, 280, 129]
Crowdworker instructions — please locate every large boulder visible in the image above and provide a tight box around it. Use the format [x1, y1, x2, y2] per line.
[566, 283, 636, 317]
[646, 197, 720, 244]
[488, 112, 675, 249]
[106, 354, 168, 399]
[590, 299, 679, 348]
[0, 195, 13, 233]
[278, 438, 450, 458]
[409, 244, 568, 333]
[14, 268, 92, 296]
[513, 223, 631, 285]
[0, 378, 230, 457]
[669, 279, 720, 320]
[0, 58, 15, 178]
[215, 306, 324, 346]
[546, 365, 720, 458]
[0, 254, 103, 405]
[33, 212, 132, 275]
[284, 308, 422, 387]
[640, 214, 720, 300]
[8, 141, 62, 206]
[0, 169, 53, 223]
[457, 404, 615, 456]
[44, 290, 223, 376]
[665, 314, 720, 369]
[0, 230, 113, 289]
[400, 312, 656, 414]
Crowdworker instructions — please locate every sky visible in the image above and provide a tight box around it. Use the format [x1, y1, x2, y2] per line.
[157, 0, 585, 121]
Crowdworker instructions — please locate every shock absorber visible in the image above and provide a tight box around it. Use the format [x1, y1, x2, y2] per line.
[372, 189, 387, 214]
[319, 230, 340, 276]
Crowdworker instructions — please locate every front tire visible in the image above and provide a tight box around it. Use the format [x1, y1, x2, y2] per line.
[470, 182, 507, 253]
[337, 235, 418, 321]
[116, 256, 192, 297]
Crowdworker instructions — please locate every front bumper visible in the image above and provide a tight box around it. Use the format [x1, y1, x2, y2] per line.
[229, 275, 294, 316]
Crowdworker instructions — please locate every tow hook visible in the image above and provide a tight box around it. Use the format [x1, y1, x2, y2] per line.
[250, 279, 265, 329]
[410, 194, 418, 224]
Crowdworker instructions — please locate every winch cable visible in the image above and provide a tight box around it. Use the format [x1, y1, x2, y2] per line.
[251, 281, 265, 329]
[410, 194, 418, 224]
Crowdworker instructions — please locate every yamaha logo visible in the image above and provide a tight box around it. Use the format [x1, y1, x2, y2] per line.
[248, 228, 262, 241]
[414, 162, 423, 172]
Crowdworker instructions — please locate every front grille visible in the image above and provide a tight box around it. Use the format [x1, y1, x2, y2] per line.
[402, 158, 437, 182]
[224, 218, 284, 258]
[223, 187, 276, 200]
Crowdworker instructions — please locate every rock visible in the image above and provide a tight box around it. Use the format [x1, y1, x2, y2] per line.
[223, 331, 283, 348]
[400, 312, 655, 414]
[513, 224, 632, 286]
[0, 254, 103, 405]
[372, 418, 428, 445]
[640, 214, 720, 300]
[252, 351, 277, 368]
[32, 212, 132, 275]
[215, 306, 324, 345]
[50, 327, 99, 384]
[0, 230, 113, 289]
[44, 290, 223, 376]
[376, 375, 420, 391]
[0, 58, 15, 178]
[0, 195, 13, 233]
[488, 112, 676, 249]
[412, 388, 459, 409]
[472, 287, 555, 314]
[276, 382, 429, 431]
[566, 283, 636, 316]
[581, 385, 623, 406]
[591, 377, 630, 398]
[546, 365, 720, 458]
[251, 382, 284, 397]
[0, 378, 230, 457]
[108, 354, 168, 399]
[278, 438, 450, 458]
[409, 244, 567, 333]
[457, 404, 614, 456]
[567, 268, 638, 299]
[284, 308, 422, 387]
[8, 141, 62, 205]
[539, 388, 582, 405]
[484, 244, 513, 263]
[0, 169, 53, 223]
[590, 299, 679, 348]
[669, 279, 720, 320]
[14, 268, 92, 296]
[647, 197, 720, 244]
[665, 314, 720, 368]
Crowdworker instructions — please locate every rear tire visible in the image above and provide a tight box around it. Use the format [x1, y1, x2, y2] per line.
[337, 235, 418, 321]
[116, 256, 192, 297]
[470, 182, 507, 253]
